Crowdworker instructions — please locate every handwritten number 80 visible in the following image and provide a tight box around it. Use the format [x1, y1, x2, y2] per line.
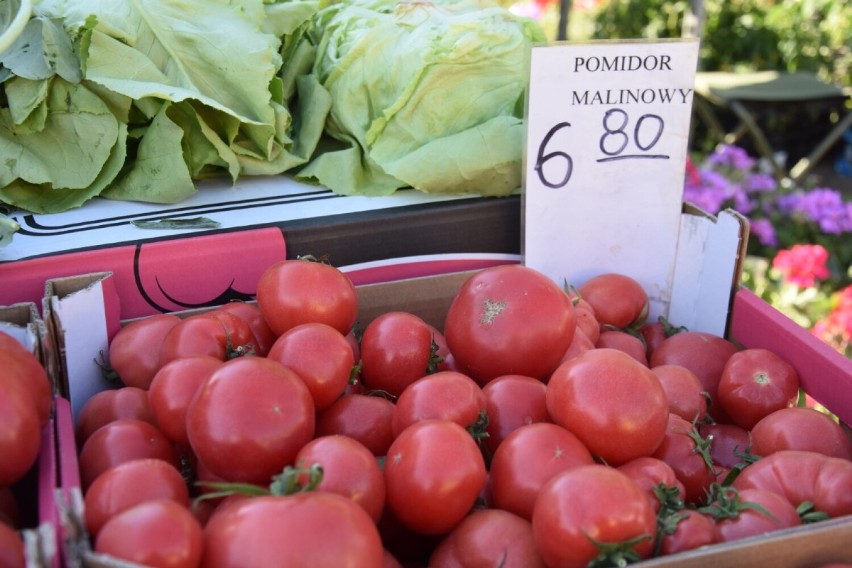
[600, 109, 663, 156]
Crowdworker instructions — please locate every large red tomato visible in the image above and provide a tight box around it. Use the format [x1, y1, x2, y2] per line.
[532, 464, 657, 568]
[0, 373, 43, 487]
[94, 499, 203, 568]
[0, 521, 25, 568]
[158, 311, 258, 368]
[186, 357, 315, 485]
[652, 414, 718, 506]
[315, 393, 395, 457]
[384, 420, 487, 535]
[490, 422, 594, 520]
[201, 493, 383, 568]
[0, 347, 51, 429]
[75, 386, 156, 447]
[267, 323, 355, 412]
[651, 364, 709, 423]
[214, 301, 276, 357]
[750, 406, 852, 460]
[658, 509, 719, 556]
[255, 258, 359, 337]
[444, 265, 576, 384]
[717, 348, 800, 429]
[429, 509, 545, 568]
[293, 435, 386, 523]
[546, 348, 668, 466]
[481, 374, 550, 458]
[616, 456, 686, 514]
[708, 487, 801, 543]
[108, 314, 181, 390]
[391, 371, 486, 438]
[576, 272, 648, 330]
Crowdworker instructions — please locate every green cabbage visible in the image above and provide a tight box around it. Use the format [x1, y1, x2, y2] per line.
[294, 0, 546, 197]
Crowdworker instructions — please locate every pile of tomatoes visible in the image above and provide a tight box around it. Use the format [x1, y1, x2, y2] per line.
[64, 259, 852, 567]
[0, 332, 53, 568]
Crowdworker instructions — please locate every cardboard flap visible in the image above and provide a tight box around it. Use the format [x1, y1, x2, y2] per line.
[43, 272, 119, 421]
[668, 207, 748, 336]
[0, 302, 43, 356]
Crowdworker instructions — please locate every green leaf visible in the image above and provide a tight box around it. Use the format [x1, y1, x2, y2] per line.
[0, 212, 20, 247]
[0, 16, 81, 82]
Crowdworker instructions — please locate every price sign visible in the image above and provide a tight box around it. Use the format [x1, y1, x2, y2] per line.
[523, 39, 700, 319]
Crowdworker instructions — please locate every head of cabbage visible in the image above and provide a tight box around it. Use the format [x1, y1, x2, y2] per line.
[294, 0, 547, 197]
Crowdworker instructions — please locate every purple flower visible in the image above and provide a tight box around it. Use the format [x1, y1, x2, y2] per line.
[707, 145, 756, 172]
[749, 218, 777, 247]
[732, 188, 755, 214]
[744, 173, 776, 194]
[780, 188, 852, 235]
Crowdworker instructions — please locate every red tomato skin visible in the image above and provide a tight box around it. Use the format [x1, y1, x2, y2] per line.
[576, 272, 649, 329]
[202, 493, 383, 568]
[490, 422, 594, 520]
[214, 301, 276, 357]
[558, 328, 596, 364]
[652, 414, 718, 506]
[391, 371, 486, 438]
[617, 456, 687, 513]
[78, 419, 180, 490]
[717, 348, 801, 429]
[659, 509, 719, 556]
[84, 458, 190, 537]
[751, 407, 852, 460]
[444, 265, 577, 384]
[315, 393, 396, 457]
[267, 322, 355, 412]
[255, 259, 359, 337]
[649, 331, 740, 423]
[158, 312, 256, 368]
[573, 307, 601, 345]
[76, 386, 156, 447]
[482, 374, 550, 457]
[714, 488, 801, 543]
[384, 420, 487, 535]
[0, 521, 25, 568]
[293, 435, 386, 523]
[0, 348, 51, 429]
[732, 450, 852, 518]
[429, 509, 545, 568]
[186, 357, 315, 484]
[651, 364, 709, 423]
[699, 422, 752, 470]
[360, 311, 435, 398]
[595, 330, 649, 366]
[546, 348, 668, 466]
[532, 464, 656, 568]
[0, 374, 42, 487]
[108, 314, 181, 390]
[148, 356, 223, 448]
[95, 499, 203, 568]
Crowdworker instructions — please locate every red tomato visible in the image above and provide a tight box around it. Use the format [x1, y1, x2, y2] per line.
[384, 420, 487, 535]
[214, 301, 276, 357]
[108, 314, 181, 389]
[490, 422, 594, 520]
[710, 487, 801, 543]
[658, 509, 719, 556]
[360, 311, 435, 398]
[699, 422, 753, 470]
[481, 374, 550, 458]
[186, 357, 315, 485]
[202, 493, 383, 568]
[148, 356, 223, 448]
[617, 456, 687, 514]
[751, 406, 852, 460]
[546, 348, 668, 466]
[732, 450, 852, 518]
[84, 458, 190, 537]
[649, 331, 740, 423]
[158, 311, 257, 368]
[573, 306, 601, 345]
[0, 348, 51, 429]
[576, 272, 648, 330]
[267, 323, 355, 411]
[595, 329, 648, 366]
[255, 258, 359, 337]
[639, 317, 685, 360]
[444, 265, 576, 384]
[76, 386, 156, 447]
[315, 393, 396, 457]
[651, 364, 709, 423]
[0, 373, 43, 487]
[717, 348, 800, 429]
[391, 371, 486, 438]
[652, 414, 718, 506]
[293, 435, 386, 523]
[0, 521, 25, 568]
[95, 499, 203, 568]
[78, 418, 179, 490]
[558, 328, 596, 364]
[426, 324, 453, 372]
[429, 509, 545, 568]
[532, 464, 656, 568]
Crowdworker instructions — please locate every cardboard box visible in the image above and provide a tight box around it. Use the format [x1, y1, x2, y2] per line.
[0, 176, 521, 321]
[42, 260, 852, 568]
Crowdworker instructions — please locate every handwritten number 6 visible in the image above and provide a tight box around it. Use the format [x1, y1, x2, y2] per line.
[536, 122, 573, 189]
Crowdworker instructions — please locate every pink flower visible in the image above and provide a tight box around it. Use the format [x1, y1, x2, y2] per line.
[771, 244, 830, 288]
[812, 285, 852, 355]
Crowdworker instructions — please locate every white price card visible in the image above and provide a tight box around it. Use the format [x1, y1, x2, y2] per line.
[523, 39, 701, 318]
